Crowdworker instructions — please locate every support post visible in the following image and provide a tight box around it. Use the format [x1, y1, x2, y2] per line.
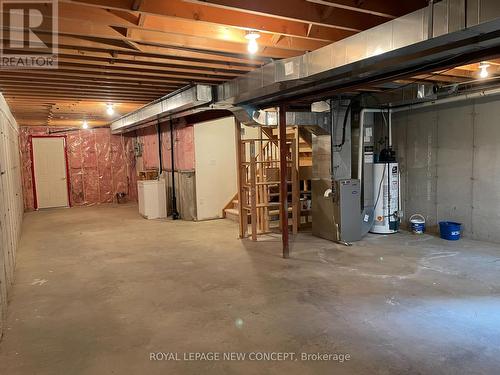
[291, 138, 299, 235]
[249, 140, 257, 241]
[279, 104, 289, 258]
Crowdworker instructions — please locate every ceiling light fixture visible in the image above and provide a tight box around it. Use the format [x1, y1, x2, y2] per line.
[479, 62, 490, 78]
[245, 31, 260, 54]
[106, 103, 114, 116]
[82, 120, 89, 129]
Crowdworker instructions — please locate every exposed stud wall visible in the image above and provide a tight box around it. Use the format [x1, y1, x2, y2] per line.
[136, 122, 196, 220]
[393, 95, 500, 242]
[135, 122, 195, 172]
[0, 94, 23, 339]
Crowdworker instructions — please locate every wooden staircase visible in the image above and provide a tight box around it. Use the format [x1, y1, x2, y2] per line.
[223, 125, 313, 239]
[223, 194, 239, 222]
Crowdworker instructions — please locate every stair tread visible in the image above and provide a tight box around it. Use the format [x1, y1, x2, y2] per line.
[224, 208, 239, 215]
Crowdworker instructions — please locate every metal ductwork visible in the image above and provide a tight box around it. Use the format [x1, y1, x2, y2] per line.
[111, 85, 213, 134]
[111, 0, 500, 133]
[216, 0, 500, 108]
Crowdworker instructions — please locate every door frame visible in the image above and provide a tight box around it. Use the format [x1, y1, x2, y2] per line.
[29, 135, 72, 210]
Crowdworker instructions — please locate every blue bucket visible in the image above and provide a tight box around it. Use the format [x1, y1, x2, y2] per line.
[410, 214, 426, 234]
[439, 221, 461, 241]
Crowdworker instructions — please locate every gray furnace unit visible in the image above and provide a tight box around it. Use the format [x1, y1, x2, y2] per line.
[312, 178, 361, 243]
[312, 133, 362, 243]
[333, 179, 361, 243]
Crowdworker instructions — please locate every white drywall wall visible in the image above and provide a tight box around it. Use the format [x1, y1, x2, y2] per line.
[194, 117, 237, 220]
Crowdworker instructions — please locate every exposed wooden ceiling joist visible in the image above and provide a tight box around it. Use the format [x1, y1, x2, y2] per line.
[68, 0, 355, 41]
[305, 0, 428, 19]
[180, 0, 392, 31]
[1, 0, 489, 127]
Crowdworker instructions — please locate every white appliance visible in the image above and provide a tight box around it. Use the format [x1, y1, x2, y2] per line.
[137, 180, 167, 219]
[371, 162, 400, 234]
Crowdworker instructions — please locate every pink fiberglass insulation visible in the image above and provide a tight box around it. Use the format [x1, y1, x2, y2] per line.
[136, 126, 159, 169]
[136, 122, 194, 171]
[160, 122, 195, 171]
[20, 126, 137, 211]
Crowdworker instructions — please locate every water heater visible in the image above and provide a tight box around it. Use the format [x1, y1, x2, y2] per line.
[371, 162, 400, 234]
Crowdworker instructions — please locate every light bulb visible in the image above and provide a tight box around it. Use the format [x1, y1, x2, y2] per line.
[245, 31, 260, 55]
[247, 39, 258, 54]
[106, 104, 114, 116]
[82, 120, 89, 129]
[479, 62, 490, 78]
[479, 66, 489, 78]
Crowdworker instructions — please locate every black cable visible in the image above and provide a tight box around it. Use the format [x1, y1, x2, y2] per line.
[332, 98, 354, 149]
[170, 120, 179, 220]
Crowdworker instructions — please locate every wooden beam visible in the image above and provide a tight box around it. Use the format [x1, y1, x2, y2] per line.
[3, 5, 302, 59]
[53, 58, 244, 78]
[0, 76, 180, 92]
[21, 4, 312, 58]
[0, 82, 168, 96]
[305, 0, 428, 19]
[0, 69, 201, 85]
[52, 49, 257, 73]
[3, 91, 160, 101]
[182, 0, 386, 31]
[133, 13, 329, 51]
[67, 0, 354, 42]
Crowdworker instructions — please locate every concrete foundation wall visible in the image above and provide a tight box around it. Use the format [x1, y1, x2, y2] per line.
[392, 95, 500, 242]
[0, 94, 23, 339]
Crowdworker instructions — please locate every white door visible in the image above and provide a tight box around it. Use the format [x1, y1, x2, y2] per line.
[32, 137, 69, 209]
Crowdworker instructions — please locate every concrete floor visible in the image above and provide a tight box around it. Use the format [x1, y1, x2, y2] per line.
[0, 205, 499, 375]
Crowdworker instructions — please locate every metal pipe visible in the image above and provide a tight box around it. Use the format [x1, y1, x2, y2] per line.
[330, 99, 335, 181]
[388, 109, 393, 147]
[358, 108, 390, 181]
[279, 103, 289, 259]
[170, 120, 179, 220]
[157, 119, 163, 176]
[391, 87, 500, 113]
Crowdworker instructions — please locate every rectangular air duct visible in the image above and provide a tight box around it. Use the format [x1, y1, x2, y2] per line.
[111, 85, 213, 134]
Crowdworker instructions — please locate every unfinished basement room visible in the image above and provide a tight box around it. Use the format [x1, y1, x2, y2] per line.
[1, 0, 500, 374]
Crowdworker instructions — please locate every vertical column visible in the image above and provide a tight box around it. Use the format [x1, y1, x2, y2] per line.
[291, 139, 299, 235]
[249, 141, 257, 241]
[279, 104, 289, 258]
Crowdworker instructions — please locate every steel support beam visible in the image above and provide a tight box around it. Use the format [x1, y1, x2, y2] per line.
[279, 104, 289, 259]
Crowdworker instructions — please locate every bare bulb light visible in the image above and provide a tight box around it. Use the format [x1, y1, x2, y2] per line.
[245, 31, 260, 55]
[106, 104, 114, 116]
[247, 39, 258, 54]
[82, 120, 89, 129]
[479, 62, 490, 79]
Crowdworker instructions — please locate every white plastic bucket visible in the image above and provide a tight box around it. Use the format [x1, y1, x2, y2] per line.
[409, 214, 426, 234]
